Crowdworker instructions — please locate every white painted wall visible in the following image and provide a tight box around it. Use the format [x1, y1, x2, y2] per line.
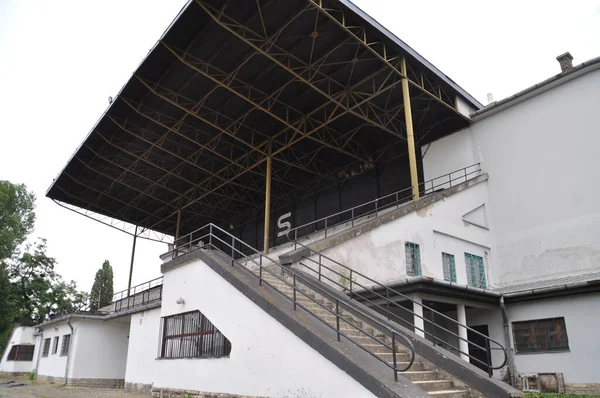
[37, 322, 72, 379]
[125, 258, 376, 398]
[468, 293, 600, 385]
[305, 180, 491, 289]
[0, 326, 38, 373]
[422, 68, 600, 288]
[69, 318, 129, 379]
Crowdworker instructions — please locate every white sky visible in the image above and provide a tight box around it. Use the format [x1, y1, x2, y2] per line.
[0, 0, 598, 293]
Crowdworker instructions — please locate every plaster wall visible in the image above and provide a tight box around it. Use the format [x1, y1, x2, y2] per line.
[422, 68, 600, 287]
[37, 322, 72, 379]
[68, 318, 129, 379]
[0, 326, 37, 373]
[304, 180, 491, 289]
[125, 258, 376, 397]
[468, 293, 600, 384]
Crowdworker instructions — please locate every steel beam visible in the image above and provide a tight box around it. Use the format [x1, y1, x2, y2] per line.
[263, 154, 272, 254]
[401, 58, 419, 201]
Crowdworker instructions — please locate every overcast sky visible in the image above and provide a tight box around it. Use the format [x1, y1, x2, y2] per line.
[0, 0, 598, 294]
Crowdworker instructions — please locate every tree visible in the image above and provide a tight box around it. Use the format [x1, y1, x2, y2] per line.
[0, 181, 88, 353]
[0, 181, 36, 261]
[90, 260, 114, 311]
[5, 239, 89, 326]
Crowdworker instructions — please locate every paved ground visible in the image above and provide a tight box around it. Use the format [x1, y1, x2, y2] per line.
[0, 377, 147, 397]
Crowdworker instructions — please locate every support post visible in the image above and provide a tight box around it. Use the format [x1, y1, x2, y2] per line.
[412, 294, 425, 338]
[263, 153, 272, 254]
[128, 226, 138, 297]
[401, 57, 420, 201]
[175, 209, 182, 246]
[457, 303, 470, 362]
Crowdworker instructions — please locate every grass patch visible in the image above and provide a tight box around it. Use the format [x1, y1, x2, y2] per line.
[524, 394, 600, 398]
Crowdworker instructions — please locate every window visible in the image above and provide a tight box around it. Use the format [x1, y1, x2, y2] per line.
[512, 317, 569, 353]
[442, 253, 456, 282]
[42, 338, 50, 357]
[52, 336, 59, 354]
[6, 345, 34, 361]
[60, 334, 71, 356]
[465, 253, 486, 288]
[405, 242, 421, 276]
[159, 310, 231, 359]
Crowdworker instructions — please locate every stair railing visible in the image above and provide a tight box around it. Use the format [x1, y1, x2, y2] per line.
[289, 239, 507, 377]
[287, 163, 481, 242]
[169, 223, 416, 381]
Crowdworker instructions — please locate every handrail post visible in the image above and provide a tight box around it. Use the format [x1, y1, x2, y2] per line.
[465, 166, 468, 183]
[325, 218, 328, 238]
[396, 192, 399, 209]
[375, 199, 378, 217]
[349, 270, 353, 293]
[318, 254, 322, 282]
[293, 274, 297, 311]
[231, 235, 235, 266]
[259, 255, 263, 286]
[392, 332, 398, 381]
[351, 208, 354, 227]
[336, 300, 340, 342]
[209, 224, 212, 248]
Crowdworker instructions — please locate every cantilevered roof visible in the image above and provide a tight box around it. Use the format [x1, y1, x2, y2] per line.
[47, 0, 480, 238]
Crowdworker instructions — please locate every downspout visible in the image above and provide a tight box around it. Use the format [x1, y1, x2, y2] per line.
[64, 318, 74, 385]
[500, 295, 516, 387]
[33, 328, 43, 377]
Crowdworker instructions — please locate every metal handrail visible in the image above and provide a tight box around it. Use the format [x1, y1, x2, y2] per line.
[167, 223, 416, 381]
[111, 277, 164, 313]
[287, 163, 482, 242]
[290, 239, 507, 376]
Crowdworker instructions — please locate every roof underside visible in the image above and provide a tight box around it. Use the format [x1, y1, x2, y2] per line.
[47, 0, 479, 238]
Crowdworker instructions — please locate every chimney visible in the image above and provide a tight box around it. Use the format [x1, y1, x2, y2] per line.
[486, 93, 494, 105]
[556, 52, 574, 73]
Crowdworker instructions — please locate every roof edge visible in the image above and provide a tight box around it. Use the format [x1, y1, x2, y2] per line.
[472, 55, 600, 121]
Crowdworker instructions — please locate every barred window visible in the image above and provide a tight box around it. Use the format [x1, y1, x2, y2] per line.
[513, 317, 569, 353]
[42, 338, 50, 357]
[405, 242, 421, 276]
[159, 310, 231, 359]
[52, 336, 59, 355]
[442, 253, 456, 282]
[6, 345, 34, 361]
[465, 253, 486, 288]
[60, 334, 71, 356]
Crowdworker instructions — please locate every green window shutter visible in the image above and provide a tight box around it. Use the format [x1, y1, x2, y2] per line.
[405, 242, 421, 276]
[465, 253, 486, 288]
[442, 253, 456, 282]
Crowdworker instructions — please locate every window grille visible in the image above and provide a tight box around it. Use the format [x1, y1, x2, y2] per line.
[6, 345, 34, 361]
[42, 338, 50, 357]
[405, 242, 421, 276]
[52, 336, 59, 354]
[512, 317, 569, 353]
[60, 334, 71, 356]
[159, 310, 231, 359]
[442, 253, 456, 282]
[465, 253, 486, 288]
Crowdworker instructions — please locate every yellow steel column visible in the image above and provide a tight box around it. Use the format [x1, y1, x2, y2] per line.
[401, 57, 420, 201]
[175, 209, 182, 245]
[263, 154, 272, 254]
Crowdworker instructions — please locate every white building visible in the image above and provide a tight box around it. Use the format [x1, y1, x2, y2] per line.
[3, 0, 599, 396]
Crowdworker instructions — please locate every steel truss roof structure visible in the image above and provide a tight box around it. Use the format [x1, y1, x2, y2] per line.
[47, 0, 481, 241]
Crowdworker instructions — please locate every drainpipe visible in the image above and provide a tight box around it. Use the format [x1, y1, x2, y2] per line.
[500, 296, 516, 387]
[64, 318, 74, 385]
[33, 328, 43, 378]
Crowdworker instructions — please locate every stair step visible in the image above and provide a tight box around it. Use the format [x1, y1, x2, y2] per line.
[398, 370, 438, 382]
[413, 380, 455, 392]
[373, 351, 412, 362]
[393, 361, 424, 371]
[428, 390, 469, 398]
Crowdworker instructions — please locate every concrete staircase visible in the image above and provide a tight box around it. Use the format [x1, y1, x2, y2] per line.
[257, 269, 471, 398]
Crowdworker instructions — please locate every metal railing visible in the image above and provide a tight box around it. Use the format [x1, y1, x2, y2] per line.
[169, 223, 416, 381]
[111, 277, 164, 313]
[290, 239, 507, 376]
[287, 163, 481, 242]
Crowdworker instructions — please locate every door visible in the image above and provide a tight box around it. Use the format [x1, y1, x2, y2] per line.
[467, 324, 491, 373]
